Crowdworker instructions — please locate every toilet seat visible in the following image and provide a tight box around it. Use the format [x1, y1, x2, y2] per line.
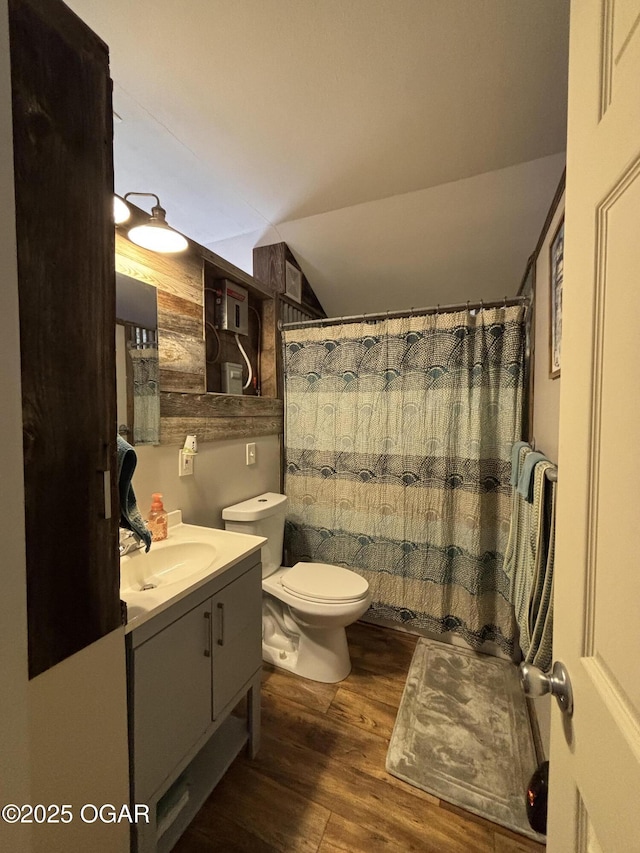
[281, 562, 369, 604]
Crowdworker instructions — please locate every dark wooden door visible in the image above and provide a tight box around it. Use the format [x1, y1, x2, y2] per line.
[9, 0, 120, 676]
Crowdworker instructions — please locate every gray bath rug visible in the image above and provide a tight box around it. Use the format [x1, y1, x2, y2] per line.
[386, 638, 545, 843]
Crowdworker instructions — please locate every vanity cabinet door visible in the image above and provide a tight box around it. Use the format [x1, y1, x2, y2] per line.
[212, 563, 262, 719]
[132, 599, 212, 800]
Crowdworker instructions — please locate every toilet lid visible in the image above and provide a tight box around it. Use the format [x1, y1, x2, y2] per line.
[282, 562, 369, 602]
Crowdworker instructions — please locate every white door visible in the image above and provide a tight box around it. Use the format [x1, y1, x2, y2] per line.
[549, 1, 640, 850]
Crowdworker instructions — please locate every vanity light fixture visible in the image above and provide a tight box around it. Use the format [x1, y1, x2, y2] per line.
[113, 194, 131, 224]
[123, 192, 188, 253]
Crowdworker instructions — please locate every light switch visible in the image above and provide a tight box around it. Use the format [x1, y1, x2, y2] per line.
[179, 449, 195, 477]
[246, 442, 256, 466]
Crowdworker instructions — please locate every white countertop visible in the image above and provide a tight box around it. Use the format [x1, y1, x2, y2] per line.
[120, 515, 265, 633]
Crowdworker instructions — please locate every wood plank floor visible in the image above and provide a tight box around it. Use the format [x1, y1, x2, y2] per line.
[174, 622, 545, 853]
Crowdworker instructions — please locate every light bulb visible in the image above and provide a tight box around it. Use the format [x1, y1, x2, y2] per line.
[127, 223, 188, 253]
[113, 195, 130, 224]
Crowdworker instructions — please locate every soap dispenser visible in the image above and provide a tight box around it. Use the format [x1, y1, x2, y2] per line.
[147, 493, 168, 542]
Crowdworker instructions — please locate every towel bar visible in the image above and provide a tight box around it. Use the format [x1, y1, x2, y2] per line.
[522, 437, 557, 482]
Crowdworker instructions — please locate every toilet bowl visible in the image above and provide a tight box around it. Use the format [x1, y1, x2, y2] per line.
[222, 493, 371, 683]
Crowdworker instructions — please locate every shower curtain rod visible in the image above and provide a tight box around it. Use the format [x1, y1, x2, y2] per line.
[279, 295, 529, 331]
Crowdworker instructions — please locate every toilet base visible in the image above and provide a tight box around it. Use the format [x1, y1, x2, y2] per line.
[263, 625, 351, 683]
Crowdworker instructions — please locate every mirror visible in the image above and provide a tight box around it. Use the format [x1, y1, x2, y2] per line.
[115, 272, 160, 445]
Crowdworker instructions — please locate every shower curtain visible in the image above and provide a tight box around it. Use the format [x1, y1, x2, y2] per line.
[283, 306, 525, 656]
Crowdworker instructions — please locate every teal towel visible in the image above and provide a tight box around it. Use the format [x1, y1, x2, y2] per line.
[116, 436, 151, 552]
[510, 441, 531, 486]
[517, 451, 548, 503]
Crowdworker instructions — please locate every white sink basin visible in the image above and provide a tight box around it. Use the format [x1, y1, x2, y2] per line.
[119, 518, 265, 631]
[121, 541, 217, 592]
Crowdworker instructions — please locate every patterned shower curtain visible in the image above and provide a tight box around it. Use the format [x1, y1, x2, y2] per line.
[283, 306, 525, 656]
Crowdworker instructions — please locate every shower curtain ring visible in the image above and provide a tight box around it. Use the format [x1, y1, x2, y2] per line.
[466, 300, 470, 312]
[436, 304, 440, 314]
[480, 299, 484, 311]
[503, 295, 507, 308]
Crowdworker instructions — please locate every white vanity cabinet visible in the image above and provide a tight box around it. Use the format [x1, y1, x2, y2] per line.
[127, 553, 262, 853]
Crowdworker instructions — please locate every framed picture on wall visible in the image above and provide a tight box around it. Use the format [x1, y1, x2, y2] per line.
[285, 260, 302, 303]
[549, 218, 564, 378]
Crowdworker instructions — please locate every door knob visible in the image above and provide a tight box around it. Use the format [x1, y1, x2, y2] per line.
[519, 661, 573, 716]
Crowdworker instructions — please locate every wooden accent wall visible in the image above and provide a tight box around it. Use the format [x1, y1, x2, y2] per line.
[115, 217, 284, 444]
[253, 242, 327, 400]
[259, 298, 280, 399]
[160, 393, 283, 443]
[253, 242, 326, 313]
[10, 0, 120, 676]
[115, 230, 205, 394]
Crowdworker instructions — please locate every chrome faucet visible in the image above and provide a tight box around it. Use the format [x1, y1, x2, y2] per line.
[119, 528, 146, 556]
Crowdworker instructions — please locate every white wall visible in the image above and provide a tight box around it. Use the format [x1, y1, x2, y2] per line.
[28, 633, 130, 853]
[530, 189, 564, 760]
[133, 434, 281, 529]
[0, 3, 32, 850]
[205, 224, 281, 278]
[532, 191, 564, 465]
[207, 153, 566, 316]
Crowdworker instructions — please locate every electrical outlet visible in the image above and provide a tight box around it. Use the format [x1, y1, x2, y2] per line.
[179, 450, 195, 477]
[246, 442, 256, 466]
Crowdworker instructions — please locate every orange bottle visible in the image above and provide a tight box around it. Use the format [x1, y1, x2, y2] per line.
[147, 493, 168, 542]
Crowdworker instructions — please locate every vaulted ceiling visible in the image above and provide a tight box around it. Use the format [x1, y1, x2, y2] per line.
[67, 0, 569, 315]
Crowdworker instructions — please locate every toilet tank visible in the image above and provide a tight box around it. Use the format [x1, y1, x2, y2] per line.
[222, 492, 288, 578]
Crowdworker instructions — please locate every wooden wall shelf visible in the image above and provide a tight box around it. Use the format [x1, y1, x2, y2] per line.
[160, 392, 283, 444]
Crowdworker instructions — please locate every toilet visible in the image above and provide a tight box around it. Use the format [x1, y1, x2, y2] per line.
[222, 492, 371, 683]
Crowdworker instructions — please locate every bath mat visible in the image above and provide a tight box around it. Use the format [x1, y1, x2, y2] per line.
[386, 639, 545, 843]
